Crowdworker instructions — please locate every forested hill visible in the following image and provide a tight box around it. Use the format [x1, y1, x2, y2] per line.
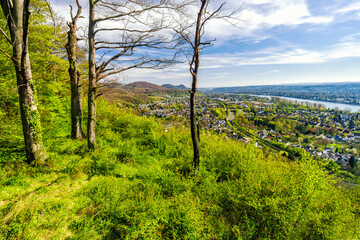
[98, 81, 186, 104]
[0, 0, 359, 239]
[122, 81, 170, 92]
[161, 84, 188, 90]
[211, 82, 360, 104]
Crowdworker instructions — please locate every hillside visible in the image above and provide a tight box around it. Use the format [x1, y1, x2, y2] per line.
[99, 83, 152, 105]
[98, 81, 185, 105]
[1, 96, 360, 238]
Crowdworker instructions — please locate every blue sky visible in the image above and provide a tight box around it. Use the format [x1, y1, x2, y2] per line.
[51, 0, 360, 88]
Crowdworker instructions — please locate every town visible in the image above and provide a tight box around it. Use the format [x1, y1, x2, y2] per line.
[138, 93, 360, 171]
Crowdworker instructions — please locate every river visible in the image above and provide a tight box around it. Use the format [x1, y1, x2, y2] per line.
[245, 95, 360, 113]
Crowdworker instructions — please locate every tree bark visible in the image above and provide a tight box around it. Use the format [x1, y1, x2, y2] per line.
[1, 0, 46, 164]
[66, 0, 85, 139]
[190, 87, 200, 170]
[189, 0, 207, 171]
[88, 0, 97, 149]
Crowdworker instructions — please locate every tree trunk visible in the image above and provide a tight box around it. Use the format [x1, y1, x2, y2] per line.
[66, 0, 85, 139]
[1, 0, 46, 164]
[71, 70, 85, 139]
[88, 0, 97, 149]
[189, 0, 207, 172]
[190, 85, 200, 170]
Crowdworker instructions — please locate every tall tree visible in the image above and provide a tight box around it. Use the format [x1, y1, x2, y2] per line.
[87, 0, 177, 149]
[174, 0, 241, 172]
[0, 0, 46, 164]
[66, 0, 85, 139]
[88, 0, 96, 149]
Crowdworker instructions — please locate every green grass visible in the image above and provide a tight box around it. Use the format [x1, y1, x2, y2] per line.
[0, 100, 359, 239]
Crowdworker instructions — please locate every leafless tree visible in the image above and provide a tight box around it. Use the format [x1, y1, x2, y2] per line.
[66, 0, 85, 139]
[87, 0, 178, 149]
[0, 0, 47, 164]
[174, 0, 242, 172]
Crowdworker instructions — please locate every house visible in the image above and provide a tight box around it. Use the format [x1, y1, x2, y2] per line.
[354, 133, 360, 139]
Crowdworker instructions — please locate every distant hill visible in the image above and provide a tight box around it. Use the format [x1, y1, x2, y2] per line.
[162, 84, 188, 90]
[123, 81, 169, 92]
[99, 81, 182, 104]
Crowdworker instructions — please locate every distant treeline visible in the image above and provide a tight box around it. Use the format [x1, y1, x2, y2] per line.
[210, 82, 360, 105]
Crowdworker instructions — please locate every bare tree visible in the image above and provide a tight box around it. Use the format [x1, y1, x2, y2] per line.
[66, 0, 85, 139]
[174, 0, 241, 172]
[0, 0, 46, 164]
[87, 0, 177, 149]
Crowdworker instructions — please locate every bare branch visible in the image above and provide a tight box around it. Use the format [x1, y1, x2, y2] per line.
[94, 27, 161, 35]
[0, 26, 11, 44]
[94, 2, 166, 23]
[96, 48, 130, 77]
[200, 2, 226, 30]
[174, 28, 194, 48]
[98, 58, 173, 80]
[88, 0, 181, 82]
[0, 47, 12, 59]
[44, 0, 56, 34]
[73, 0, 82, 22]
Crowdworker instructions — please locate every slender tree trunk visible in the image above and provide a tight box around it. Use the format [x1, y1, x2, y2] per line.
[190, 80, 200, 170]
[71, 70, 85, 139]
[1, 0, 46, 164]
[66, 0, 85, 139]
[88, 0, 97, 149]
[189, 0, 207, 171]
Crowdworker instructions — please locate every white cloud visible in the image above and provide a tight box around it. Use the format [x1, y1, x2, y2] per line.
[200, 35, 360, 68]
[335, 2, 360, 14]
[245, 1, 333, 27]
[259, 69, 281, 75]
[49, 0, 334, 47]
[203, 0, 333, 43]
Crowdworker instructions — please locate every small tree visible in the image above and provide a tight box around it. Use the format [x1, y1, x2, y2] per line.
[0, 0, 46, 163]
[174, 0, 241, 172]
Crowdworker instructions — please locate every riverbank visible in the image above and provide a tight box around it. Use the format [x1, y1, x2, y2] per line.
[243, 94, 360, 112]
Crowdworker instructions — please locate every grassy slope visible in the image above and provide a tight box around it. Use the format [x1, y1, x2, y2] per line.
[0, 100, 359, 239]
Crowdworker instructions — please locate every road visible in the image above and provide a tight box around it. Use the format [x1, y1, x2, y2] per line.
[227, 110, 235, 121]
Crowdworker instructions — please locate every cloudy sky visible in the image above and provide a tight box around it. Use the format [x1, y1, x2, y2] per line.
[50, 0, 360, 88]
